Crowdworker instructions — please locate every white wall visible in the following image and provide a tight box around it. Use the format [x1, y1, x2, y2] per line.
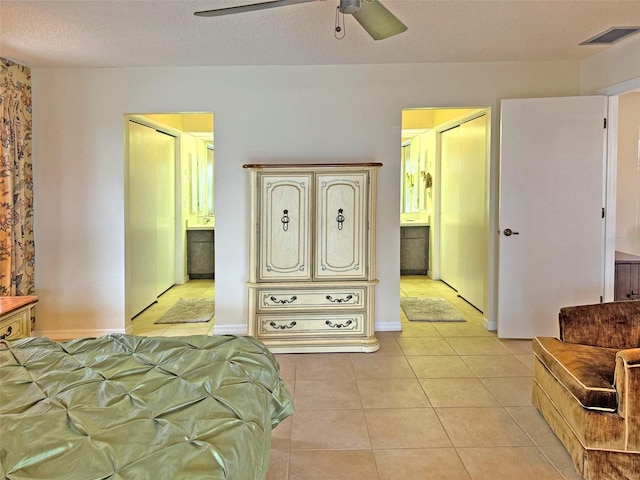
[581, 34, 640, 94]
[31, 62, 581, 338]
[616, 92, 640, 257]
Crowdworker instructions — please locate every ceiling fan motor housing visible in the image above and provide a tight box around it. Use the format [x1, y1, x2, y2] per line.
[339, 0, 361, 15]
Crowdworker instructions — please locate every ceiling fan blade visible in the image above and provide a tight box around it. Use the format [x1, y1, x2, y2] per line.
[352, 0, 407, 40]
[195, 0, 316, 17]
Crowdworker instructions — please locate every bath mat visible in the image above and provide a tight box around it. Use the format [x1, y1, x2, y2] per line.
[400, 297, 466, 322]
[154, 298, 215, 324]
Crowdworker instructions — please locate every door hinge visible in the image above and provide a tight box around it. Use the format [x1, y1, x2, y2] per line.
[602, 207, 605, 218]
[604, 118, 607, 129]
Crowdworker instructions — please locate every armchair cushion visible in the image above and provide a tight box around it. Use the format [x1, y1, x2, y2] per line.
[559, 300, 640, 348]
[534, 337, 618, 411]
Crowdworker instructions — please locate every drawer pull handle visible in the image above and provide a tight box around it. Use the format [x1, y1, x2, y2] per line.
[269, 321, 297, 330]
[628, 291, 640, 300]
[281, 209, 290, 231]
[269, 295, 298, 304]
[0, 326, 13, 340]
[325, 320, 353, 329]
[326, 294, 354, 304]
[336, 208, 345, 230]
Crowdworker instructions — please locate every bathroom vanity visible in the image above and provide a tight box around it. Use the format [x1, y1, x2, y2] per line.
[187, 224, 215, 279]
[400, 224, 429, 275]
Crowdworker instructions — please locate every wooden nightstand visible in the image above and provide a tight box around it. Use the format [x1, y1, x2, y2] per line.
[0, 296, 38, 340]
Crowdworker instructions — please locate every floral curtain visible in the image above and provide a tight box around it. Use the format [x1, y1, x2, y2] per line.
[0, 58, 34, 296]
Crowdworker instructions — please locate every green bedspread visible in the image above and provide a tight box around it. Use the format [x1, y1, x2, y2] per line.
[0, 334, 294, 479]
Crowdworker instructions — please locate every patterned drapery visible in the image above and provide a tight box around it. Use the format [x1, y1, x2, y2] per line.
[0, 58, 34, 296]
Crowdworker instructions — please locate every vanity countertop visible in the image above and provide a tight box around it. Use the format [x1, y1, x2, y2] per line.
[187, 224, 215, 231]
[401, 220, 430, 227]
[400, 214, 430, 227]
[186, 218, 215, 230]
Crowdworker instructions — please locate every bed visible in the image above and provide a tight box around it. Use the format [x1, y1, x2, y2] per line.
[0, 334, 294, 479]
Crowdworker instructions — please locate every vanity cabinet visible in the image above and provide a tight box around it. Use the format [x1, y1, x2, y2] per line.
[244, 163, 381, 353]
[400, 226, 429, 275]
[615, 251, 640, 301]
[187, 230, 215, 279]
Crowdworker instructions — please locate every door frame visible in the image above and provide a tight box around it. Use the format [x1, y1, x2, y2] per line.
[600, 76, 640, 302]
[400, 107, 492, 324]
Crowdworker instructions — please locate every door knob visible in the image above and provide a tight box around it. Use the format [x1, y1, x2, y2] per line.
[503, 228, 519, 236]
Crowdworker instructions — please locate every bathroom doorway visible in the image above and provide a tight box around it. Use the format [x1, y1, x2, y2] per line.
[400, 107, 491, 314]
[124, 112, 215, 334]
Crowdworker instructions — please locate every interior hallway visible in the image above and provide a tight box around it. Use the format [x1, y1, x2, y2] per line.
[132, 276, 579, 479]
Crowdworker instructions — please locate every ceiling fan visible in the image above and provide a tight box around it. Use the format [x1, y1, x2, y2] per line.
[194, 0, 408, 40]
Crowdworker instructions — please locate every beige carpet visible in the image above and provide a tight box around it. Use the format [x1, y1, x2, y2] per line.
[154, 298, 215, 324]
[400, 297, 466, 322]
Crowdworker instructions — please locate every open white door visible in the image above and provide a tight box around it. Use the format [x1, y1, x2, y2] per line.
[498, 96, 607, 338]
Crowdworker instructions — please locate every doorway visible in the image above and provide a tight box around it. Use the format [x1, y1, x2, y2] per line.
[400, 107, 491, 315]
[610, 90, 640, 301]
[124, 112, 215, 333]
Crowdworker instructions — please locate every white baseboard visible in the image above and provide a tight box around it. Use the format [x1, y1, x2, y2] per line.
[482, 316, 497, 332]
[375, 321, 402, 332]
[35, 329, 126, 341]
[213, 324, 248, 336]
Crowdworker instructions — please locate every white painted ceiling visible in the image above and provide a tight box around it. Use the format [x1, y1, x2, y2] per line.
[2, 0, 640, 68]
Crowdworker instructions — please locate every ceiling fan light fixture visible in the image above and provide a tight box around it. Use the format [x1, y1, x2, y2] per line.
[353, 0, 407, 40]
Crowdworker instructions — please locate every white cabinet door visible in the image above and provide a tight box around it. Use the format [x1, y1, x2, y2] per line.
[440, 126, 462, 290]
[315, 173, 368, 280]
[498, 96, 607, 338]
[129, 121, 157, 318]
[259, 173, 312, 281]
[457, 115, 487, 310]
[155, 131, 176, 296]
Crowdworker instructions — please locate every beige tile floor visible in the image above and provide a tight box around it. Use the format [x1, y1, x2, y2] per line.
[132, 276, 580, 480]
[130, 279, 215, 337]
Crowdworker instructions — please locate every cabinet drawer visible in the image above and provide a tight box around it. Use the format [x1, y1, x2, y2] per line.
[257, 313, 365, 337]
[0, 309, 29, 341]
[257, 288, 366, 312]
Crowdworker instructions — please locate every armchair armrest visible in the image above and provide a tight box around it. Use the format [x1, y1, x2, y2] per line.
[614, 348, 640, 450]
[559, 301, 640, 349]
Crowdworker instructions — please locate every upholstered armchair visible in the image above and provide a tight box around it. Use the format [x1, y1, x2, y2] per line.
[532, 300, 640, 480]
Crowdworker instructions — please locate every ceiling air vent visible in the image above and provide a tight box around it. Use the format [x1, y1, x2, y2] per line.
[580, 27, 640, 45]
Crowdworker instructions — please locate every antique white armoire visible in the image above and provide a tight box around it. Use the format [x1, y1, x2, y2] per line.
[244, 163, 381, 353]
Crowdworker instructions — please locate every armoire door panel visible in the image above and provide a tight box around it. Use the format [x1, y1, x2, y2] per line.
[315, 173, 368, 280]
[259, 174, 312, 281]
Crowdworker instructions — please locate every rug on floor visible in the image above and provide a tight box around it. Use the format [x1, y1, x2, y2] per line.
[400, 297, 466, 322]
[154, 298, 215, 324]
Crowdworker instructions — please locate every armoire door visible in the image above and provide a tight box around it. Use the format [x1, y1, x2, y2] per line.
[315, 172, 368, 280]
[258, 173, 312, 281]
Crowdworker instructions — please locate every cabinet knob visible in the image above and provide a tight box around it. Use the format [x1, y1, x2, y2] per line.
[281, 209, 290, 231]
[336, 208, 345, 230]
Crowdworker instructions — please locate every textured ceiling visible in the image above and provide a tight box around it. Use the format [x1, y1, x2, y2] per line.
[2, 0, 640, 68]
